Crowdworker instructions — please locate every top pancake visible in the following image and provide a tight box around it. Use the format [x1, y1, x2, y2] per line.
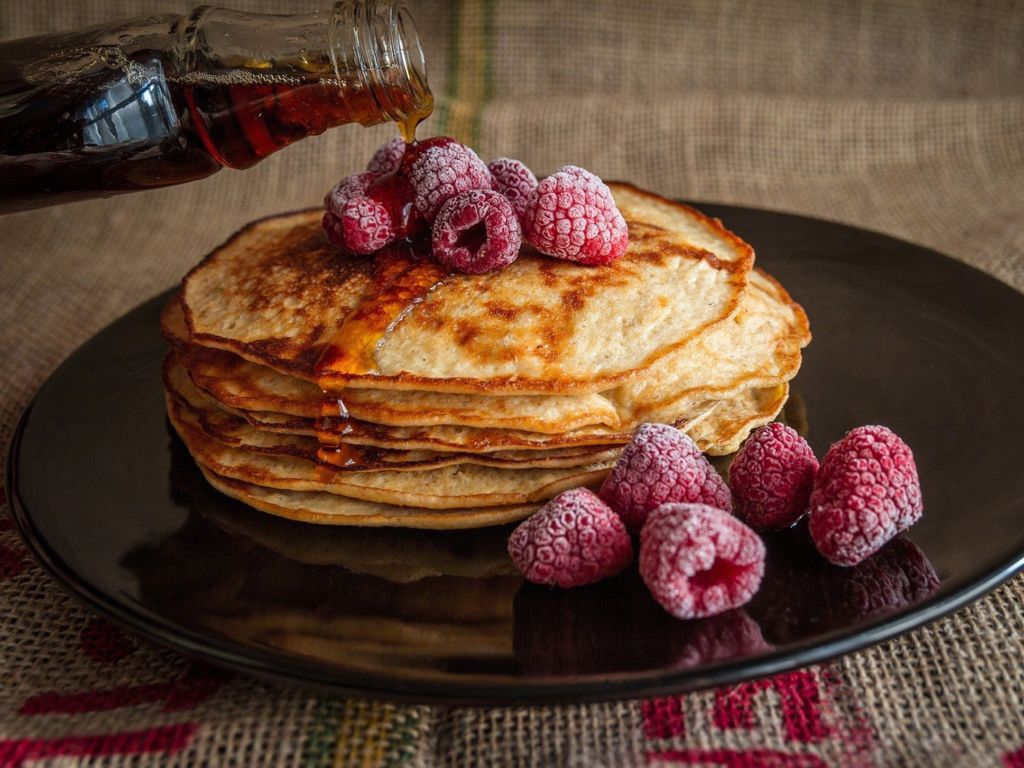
[181, 183, 754, 395]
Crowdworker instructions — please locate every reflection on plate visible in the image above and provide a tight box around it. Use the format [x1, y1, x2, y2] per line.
[120, 427, 937, 680]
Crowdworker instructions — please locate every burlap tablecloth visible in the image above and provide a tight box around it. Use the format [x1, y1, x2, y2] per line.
[2, 1, 1023, 765]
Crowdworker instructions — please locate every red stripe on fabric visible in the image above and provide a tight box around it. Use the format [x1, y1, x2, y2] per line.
[0, 544, 26, 581]
[0, 722, 199, 767]
[646, 748, 826, 767]
[1004, 745, 1024, 768]
[79, 617, 140, 664]
[713, 671, 832, 744]
[643, 696, 687, 739]
[19, 666, 227, 715]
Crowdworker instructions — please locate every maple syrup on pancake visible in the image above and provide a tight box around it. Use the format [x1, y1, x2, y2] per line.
[312, 229, 446, 469]
[315, 247, 447, 377]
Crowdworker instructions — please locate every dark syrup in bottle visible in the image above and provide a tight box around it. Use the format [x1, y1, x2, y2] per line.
[0, 3, 433, 213]
[0, 51, 432, 212]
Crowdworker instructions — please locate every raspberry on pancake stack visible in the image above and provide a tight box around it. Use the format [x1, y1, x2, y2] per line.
[161, 138, 810, 528]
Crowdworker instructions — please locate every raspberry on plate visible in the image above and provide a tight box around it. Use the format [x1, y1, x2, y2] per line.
[432, 189, 522, 274]
[599, 423, 732, 533]
[639, 503, 766, 619]
[405, 138, 493, 222]
[808, 425, 923, 566]
[729, 422, 819, 530]
[507, 488, 633, 588]
[524, 165, 629, 265]
[488, 157, 538, 224]
[367, 137, 406, 176]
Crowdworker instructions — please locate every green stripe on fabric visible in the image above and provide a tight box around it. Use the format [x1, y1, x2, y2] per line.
[476, 0, 494, 146]
[383, 707, 424, 768]
[440, 0, 493, 145]
[300, 697, 346, 768]
[435, 0, 462, 135]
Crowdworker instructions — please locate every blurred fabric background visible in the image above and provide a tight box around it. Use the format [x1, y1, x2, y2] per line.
[2, 2, 1023, 765]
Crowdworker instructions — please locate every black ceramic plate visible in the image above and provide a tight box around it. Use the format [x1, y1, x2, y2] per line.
[9, 205, 1024, 705]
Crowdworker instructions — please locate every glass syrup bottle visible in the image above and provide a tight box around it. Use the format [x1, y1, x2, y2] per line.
[0, 1, 432, 213]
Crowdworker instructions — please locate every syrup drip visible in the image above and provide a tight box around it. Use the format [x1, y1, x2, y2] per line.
[316, 442, 372, 469]
[398, 87, 433, 144]
[311, 99, 436, 469]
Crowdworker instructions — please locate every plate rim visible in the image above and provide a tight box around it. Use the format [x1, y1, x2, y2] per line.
[9, 422, 1024, 705]
[6, 202, 1024, 705]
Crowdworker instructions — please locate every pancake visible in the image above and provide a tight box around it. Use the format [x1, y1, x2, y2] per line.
[201, 468, 540, 528]
[190, 383, 785, 527]
[166, 264, 805, 434]
[165, 298, 623, 431]
[164, 180, 810, 528]
[181, 182, 754, 395]
[165, 356, 622, 471]
[170, 401, 617, 509]
[271, 404, 715, 452]
[614, 269, 810, 423]
[690, 383, 790, 456]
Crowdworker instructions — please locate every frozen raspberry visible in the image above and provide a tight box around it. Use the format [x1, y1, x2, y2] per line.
[323, 171, 376, 216]
[809, 425, 923, 567]
[367, 137, 405, 175]
[639, 503, 766, 619]
[508, 488, 632, 588]
[524, 165, 629, 265]
[322, 196, 394, 255]
[432, 189, 522, 274]
[488, 157, 538, 223]
[729, 423, 819, 530]
[405, 138, 493, 221]
[599, 423, 732, 533]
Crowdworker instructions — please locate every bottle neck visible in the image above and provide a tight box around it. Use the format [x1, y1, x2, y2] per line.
[331, 1, 432, 140]
[177, 1, 432, 168]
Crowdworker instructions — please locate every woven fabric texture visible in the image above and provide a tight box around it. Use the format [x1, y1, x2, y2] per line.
[2, 1, 1023, 765]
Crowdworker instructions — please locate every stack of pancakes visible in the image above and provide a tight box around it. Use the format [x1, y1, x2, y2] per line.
[162, 183, 810, 529]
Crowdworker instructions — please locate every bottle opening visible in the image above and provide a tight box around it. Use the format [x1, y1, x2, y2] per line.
[391, 4, 432, 141]
[332, 1, 433, 137]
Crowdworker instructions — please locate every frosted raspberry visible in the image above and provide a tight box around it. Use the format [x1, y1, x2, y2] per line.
[809, 425, 923, 567]
[322, 211, 346, 248]
[729, 423, 819, 530]
[524, 165, 629, 265]
[432, 189, 522, 274]
[324, 171, 377, 217]
[508, 488, 632, 588]
[599, 423, 732, 533]
[322, 196, 394, 255]
[488, 157, 538, 223]
[405, 138, 493, 222]
[639, 503, 766, 619]
[367, 137, 405, 175]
